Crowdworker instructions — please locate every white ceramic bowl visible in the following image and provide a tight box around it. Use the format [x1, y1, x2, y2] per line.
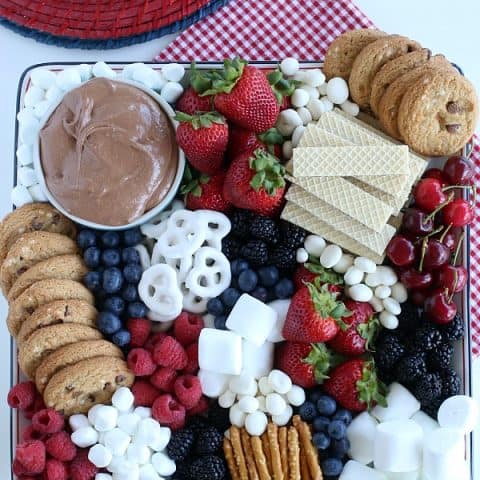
[32, 77, 185, 231]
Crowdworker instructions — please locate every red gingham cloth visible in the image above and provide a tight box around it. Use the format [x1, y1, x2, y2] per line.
[156, 0, 480, 357]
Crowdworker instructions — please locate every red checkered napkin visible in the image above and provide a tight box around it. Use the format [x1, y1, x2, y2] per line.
[156, 0, 480, 357]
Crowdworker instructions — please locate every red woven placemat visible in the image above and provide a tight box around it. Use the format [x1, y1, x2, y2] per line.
[156, 0, 480, 357]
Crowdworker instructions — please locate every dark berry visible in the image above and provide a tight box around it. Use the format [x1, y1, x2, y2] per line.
[313, 416, 330, 432]
[230, 210, 252, 238]
[111, 329, 131, 346]
[101, 231, 120, 248]
[413, 373, 443, 407]
[101, 249, 121, 267]
[299, 401, 317, 422]
[123, 228, 142, 246]
[412, 323, 443, 352]
[207, 402, 231, 432]
[321, 457, 343, 477]
[230, 259, 250, 277]
[221, 288, 241, 308]
[122, 284, 138, 302]
[316, 395, 336, 416]
[258, 266, 280, 287]
[167, 428, 194, 461]
[332, 409, 352, 425]
[427, 343, 454, 371]
[274, 278, 294, 299]
[374, 331, 405, 371]
[312, 432, 330, 450]
[128, 302, 148, 318]
[103, 295, 125, 315]
[187, 416, 209, 435]
[251, 286, 268, 303]
[214, 315, 227, 330]
[122, 247, 140, 264]
[439, 313, 465, 341]
[395, 354, 427, 384]
[189, 455, 226, 480]
[238, 269, 258, 292]
[440, 367, 461, 398]
[270, 245, 296, 270]
[330, 438, 350, 458]
[123, 264, 143, 284]
[102, 267, 124, 294]
[77, 229, 97, 249]
[83, 271, 101, 291]
[397, 301, 422, 332]
[423, 397, 443, 419]
[279, 221, 306, 248]
[241, 240, 269, 267]
[328, 420, 347, 440]
[97, 311, 122, 334]
[84, 246, 101, 268]
[222, 237, 242, 260]
[309, 390, 323, 404]
[207, 297, 225, 316]
[195, 426, 223, 455]
[249, 215, 279, 244]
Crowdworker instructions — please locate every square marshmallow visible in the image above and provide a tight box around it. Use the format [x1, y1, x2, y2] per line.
[340, 460, 387, 480]
[241, 339, 274, 379]
[226, 294, 277, 346]
[371, 383, 420, 422]
[198, 328, 242, 375]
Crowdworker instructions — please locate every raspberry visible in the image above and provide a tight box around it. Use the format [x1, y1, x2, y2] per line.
[8, 381, 36, 410]
[150, 367, 177, 392]
[173, 312, 204, 346]
[132, 380, 161, 407]
[127, 348, 156, 376]
[45, 431, 77, 461]
[44, 458, 69, 480]
[127, 317, 152, 347]
[152, 336, 188, 370]
[144, 332, 167, 352]
[174, 375, 202, 409]
[32, 408, 64, 434]
[12, 459, 27, 477]
[22, 425, 46, 442]
[15, 440, 46, 474]
[183, 343, 199, 374]
[23, 395, 46, 420]
[187, 395, 210, 416]
[70, 449, 98, 480]
[152, 394, 186, 430]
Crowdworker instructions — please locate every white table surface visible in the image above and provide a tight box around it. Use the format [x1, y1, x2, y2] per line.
[0, 0, 479, 477]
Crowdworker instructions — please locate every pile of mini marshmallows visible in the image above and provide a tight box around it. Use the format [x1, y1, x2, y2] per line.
[276, 58, 359, 160]
[13, 62, 186, 208]
[69, 387, 175, 480]
[297, 234, 407, 329]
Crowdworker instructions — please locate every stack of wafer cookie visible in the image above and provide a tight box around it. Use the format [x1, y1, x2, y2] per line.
[224, 416, 323, 480]
[281, 110, 428, 262]
[0, 203, 133, 416]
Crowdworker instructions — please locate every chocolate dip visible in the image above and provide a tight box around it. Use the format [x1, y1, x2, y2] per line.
[39, 78, 179, 226]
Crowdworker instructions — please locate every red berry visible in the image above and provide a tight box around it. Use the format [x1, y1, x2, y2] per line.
[174, 374, 202, 409]
[402, 208, 434, 235]
[127, 318, 152, 347]
[127, 348, 156, 376]
[386, 235, 415, 267]
[144, 332, 168, 353]
[413, 178, 446, 212]
[23, 395, 46, 420]
[132, 380, 161, 407]
[435, 264, 468, 293]
[183, 343, 199, 374]
[45, 430, 77, 461]
[12, 459, 27, 476]
[176, 86, 213, 115]
[435, 227, 460, 252]
[44, 458, 69, 480]
[152, 394, 186, 430]
[70, 449, 98, 480]
[8, 381, 36, 410]
[443, 198, 474, 227]
[22, 425, 46, 442]
[15, 440, 46, 475]
[150, 367, 177, 392]
[424, 289, 457, 325]
[421, 239, 450, 271]
[187, 395, 210, 416]
[32, 408, 64, 434]
[443, 156, 474, 185]
[173, 312, 204, 346]
[152, 336, 188, 370]
[423, 168, 450, 186]
[400, 268, 433, 290]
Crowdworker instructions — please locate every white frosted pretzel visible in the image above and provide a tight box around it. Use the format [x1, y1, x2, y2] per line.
[165, 255, 193, 284]
[185, 247, 231, 298]
[151, 241, 168, 266]
[138, 264, 183, 322]
[140, 199, 184, 239]
[134, 244, 151, 271]
[197, 210, 231, 250]
[180, 282, 208, 314]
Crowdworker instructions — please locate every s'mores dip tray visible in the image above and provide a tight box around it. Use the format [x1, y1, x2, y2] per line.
[5, 28, 479, 480]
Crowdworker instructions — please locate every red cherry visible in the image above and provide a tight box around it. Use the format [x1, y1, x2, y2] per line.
[402, 208, 434, 235]
[443, 156, 474, 185]
[435, 227, 461, 252]
[443, 199, 474, 227]
[400, 268, 433, 289]
[424, 289, 457, 325]
[434, 264, 468, 293]
[423, 168, 450, 187]
[413, 178, 446, 213]
[421, 239, 451, 271]
[386, 235, 416, 267]
[411, 289, 429, 306]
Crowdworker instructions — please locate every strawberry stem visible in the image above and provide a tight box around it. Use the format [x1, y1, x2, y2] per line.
[249, 149, 286, 195]
[356, 360, 387, 409]
[303, 343, 333, 383]
[175, 111, 225, 130]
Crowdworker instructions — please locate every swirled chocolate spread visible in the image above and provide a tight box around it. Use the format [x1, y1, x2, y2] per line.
[39, 78, 178, 226]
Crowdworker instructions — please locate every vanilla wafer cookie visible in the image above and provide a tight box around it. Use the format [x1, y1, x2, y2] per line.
[241, 428, 260, 480]
[224, 438, 241, 480]
[281, 202, 385, 263]
[347, 177, 404, 214]
[287, 427, 301, 480]
[279, 427, 289, 479]
[293, 416, 323, 480]
[251, 436, 271, 480]
[230, 426, 249, 480]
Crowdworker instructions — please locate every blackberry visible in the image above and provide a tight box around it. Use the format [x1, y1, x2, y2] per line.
[376, 368, 396, 386]
[279, 221, 306, 248]
[439, 312, 465, 341]
[173, 460, 193, 480]
[413, 373, 443, 407]
[207, 402, 231, 432]
[269, 245, 297, 270]
[241, 240, 269, 267]
[422, 397, 443, 419]
[397, 301, 422, 332]
[410, 323, 443, 352]
[395, 354, 427, 384]
[440, 367, 461, 398]
[166, 427, 194, 461]
[188, 416, 209, 435]
[230, 210, 252, 238]
[249, 215, 279, 244]
[189, 455, 227, 480]
[427, 342, 454, 371]
[373, 331, 405, 371]
[222, 237, 242, 260]
[195, 426, 223, 455]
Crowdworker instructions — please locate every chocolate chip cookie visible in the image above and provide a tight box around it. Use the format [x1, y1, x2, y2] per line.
[43, 356, 134, 416]
[323, 28, 387, 80]
[398, 70, 478, 156]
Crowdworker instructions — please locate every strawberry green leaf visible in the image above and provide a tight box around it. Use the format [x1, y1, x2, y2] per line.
[306, 282, 345, 319]
[267, 70, 283, 86]
[248, 149, 286, 196]
[356, 360, 388, 410]
[357, 316, 380, 351]
[303, 343, 332, 383]
[180, 165, 210, 198]
[199, 58, 247, 96]
[305, 263, 344, 285]
[189, 62, 215, 94]
[267, 68, 298, 105]
[176, 111, 226, 130]
[258, 128, 285, 145]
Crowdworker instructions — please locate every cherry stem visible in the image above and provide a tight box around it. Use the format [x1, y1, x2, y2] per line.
[425, 192, 455, 223]
[452, 231, 465, 266]
[418, 237, 428, 273]
[448, 270, 458, 304]
[439, 224, 452, 243]
[442, 185, 474, 192]
[426, 226, 444, 239]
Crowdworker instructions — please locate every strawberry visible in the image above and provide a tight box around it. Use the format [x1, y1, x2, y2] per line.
[328, 300, 378, 356]
[323, 359, 387, 412]
[226, 126, 284, 160]
[282, 279, 350, 343]
[293, 263, 344, 292]
[176, 112, 228, 175]
[176, 86, 213, 114]
[223, 148, 286, 216]
[275, 342, 333, 388]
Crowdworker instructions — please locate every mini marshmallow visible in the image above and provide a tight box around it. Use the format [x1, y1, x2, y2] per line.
[286, 385, 306, 406]
[132, 66, 158, 89]
[24, 86, 45, 108]
[300, 84, 320, 100]
[340, 100, 360, 116]
[292, 88, 310, 108]
[135, 418, 162, 448]
[318, 82, 328, 95]
[88, 404, 104, 425]
[320, 244, 342, 268]
[16, 144, 33, 166]
[96, 474, 113, 480]
[70, 414, 90, 432]
[31, 69, 56, 89]
[365, 272, 383, 288]
[296, 247, 309, 264]
[92, 62, 116, 79]
[151, 72, 167, 91]
[296, 106, 313, 125]
[94, 406, 119, 432]
[71, 426, 99, 448]
[241, 339, 274, 379]
[320, 97, 334, 112]
[199, 328, 243, 375]
[371, 383, 420, 422]
[27, 184, 45, 203]
[375, 285, 391, 299]
[390, 282, 408, 303]
[160, 82, 184, 104]
[162, 63, 185, 82]
[369, 296, 385, 313]
[11, 185, 33, 208]
[149, 426, 171, 452]
[376, 266, 398, 286]
[89, 444, 113, 468]
[379, 311, 399, 330]
[139, 464, 161, 480]
[256, 395, 267, 412]
[245, 410, 268, 436]
[354, 257, 377, 274]
[229, 404, 247, 428]
[104, 428, 131, 456]
[333, 253, 354, 274]
[268, 370, 292, 394]
[267, 299, 290, 343]
[117, 413, 141, 437]
[112, 387, 135, 412]
[107, 455, 126, 473]
[17, 106, 35, 122]
[219, 390, 237, 409]
[112, 460, 139, 480]
[19, 115, 39, 144]
[280, 58, 300, 76]
[45, 84, 63, 102]
[303, 69, 325, 87]
[383, 297, 401, 315]
[272, 404, 293, 426]
[347, 412, 378, 464]
[77, 64, 93, 81]
[202, 313, 215, 329]
[237, 396, 260, 414]
[134, 407, 152, 419]
[305, 234, 327, 256]
[326, 77, 349, 104]
[127, 443, 151, 465]
[276, 109, 303, 136]
[411, 410, 439, 435]
[258, 376, 274, 396]
[438, 395, 479, 434]
[226, 294, 277, 346]
[349, 284, 373, 302]
[282, 140, 293, 160]
[56, 67, 82, 90]
[340, 461, 387, 480]
[266, 393, 287, 416]
[306, 98, 325, 120]
[291, 125, 306, 147]
[198, 369, 232, 398]
[33, 100, 51, 119]
[229, 374, 257, 396]
[344, 266, 364, 286]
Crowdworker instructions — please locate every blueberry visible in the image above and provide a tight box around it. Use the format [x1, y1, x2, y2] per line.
[84, 246, 101, 268]
[230, 259, 250, 277]
[313, 416, 331, 433]
[77, 229, 97, 249]
[238, 269, 258, 292]
[103, 296, 125, 315]
[330, 438, 350, 458]
[102, 267, 124, 294]
[258, 266, 279, 287]
[214, 315, 227, 330]
[328, 420, 347, 440]
[101, 231, 120, 248]
[123, 263, 143, 284]
[332, 408, 353, 425]
[221, 288, 241, 308]
[111, 329, 131, 347]
[274, 278, 294, 299]
[251, 286, 268, 303]
[83, 271, 101, 291]
[321, 458, 343, 477]
[123, 228, 143, 246]
[122, 247, 140, 264]
[207, 297, 225, 316]
[122, 284, 138, 302]
[97, 311, 122, 334]
[128, 302, 148, 318]
[101, 249, 121, 267]
[316, 395, 337, 416]
[312, 432, 331, 450]
[309, 390, 322, 404]
[299, 401, 317, 422]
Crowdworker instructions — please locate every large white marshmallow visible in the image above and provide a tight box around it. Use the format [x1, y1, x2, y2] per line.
[226, 294, 277, 346]
[373, 420, 422, 472]
[241, 339, 274, 379]
[266, 299, 290, 342]
[198, 328, 243, 375]
[437, 395, 479, 434]
[411, 410, 439, 435]
[347, 412, 378, 464]
[371, 383, 420, 422]
[381, 471, 419, 480]
[198, 369, 232, 398]
[339, 460, 387, 480]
